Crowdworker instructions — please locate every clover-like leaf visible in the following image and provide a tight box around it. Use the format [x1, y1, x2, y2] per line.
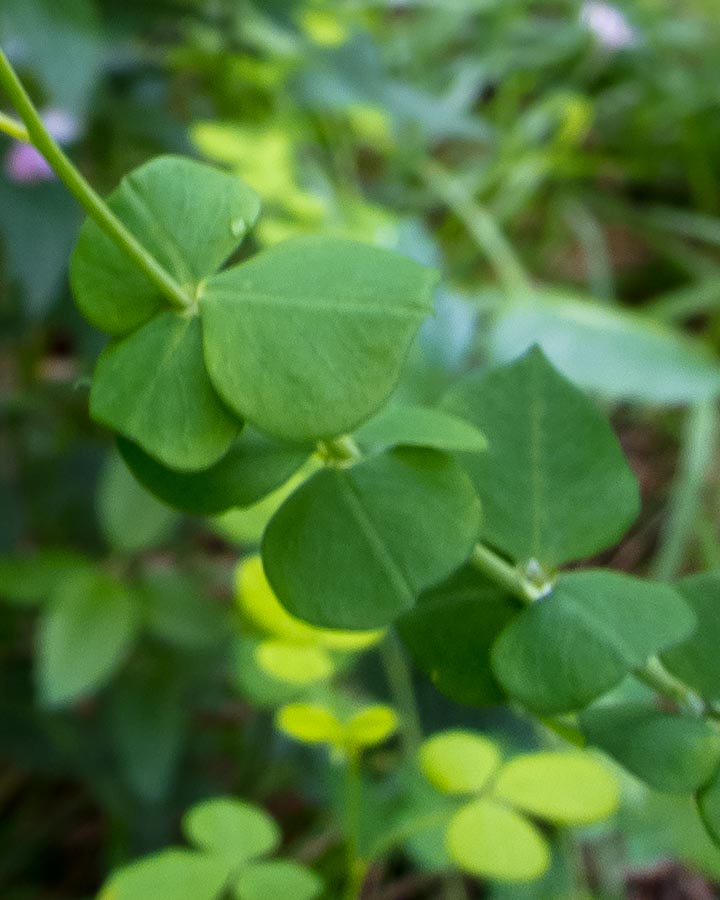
[276, 703, 344, 746]
[98, 849, 230, 900]
[91, 312, 241, 471]
[355, 404, 487, 455]
[71, 155, 260, 335]
[119, 430, 310, 515]
[200, 236, 438, 442]
[262, 448, 481, 629]
[234, 860, 323, 900]
[442, 346, 640, 567]
[492, 570, 695, 715]
[182, 797, 280, 864]
[581, 702, 720, 794]
[255, 641, 334, 685]
[419, 731, 501, 795]
[491, 751, 619, 825]
[446, 799, 550, 882]
[344, 706, 399, 748]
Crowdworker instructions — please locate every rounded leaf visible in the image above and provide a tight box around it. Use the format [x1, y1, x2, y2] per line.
[276, 703, 344, 746]
[255, 640, 334, 685]
[71, 155, 260, 335]
[419, 730, 501, 795]
[345, 706, 399, 749]
[90, 312, 240, 471]
[183, 797, 280, 863]
[262, 448, 481, 629]
[99, 849, 230, 900]
[234, 860, 323, 900]
[446, 799, 550, 882]
[200, 236, 437, 442]
[492, 751, 619, 825]
[119, 431, 309, 515]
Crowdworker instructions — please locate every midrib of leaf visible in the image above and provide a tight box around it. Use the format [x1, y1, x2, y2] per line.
[528, 363, 546, 562]
[203, 288, 428, 319]
[124, 177, 195, 287]
[335, 471, 416, 606]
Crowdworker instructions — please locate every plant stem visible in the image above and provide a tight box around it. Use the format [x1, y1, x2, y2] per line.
[635, 656, 707, 716]
[651, 400, 718, 582]
[318, 435, 364, 467]
[0, 109, 29, 142]
[380, 630, 423, 756]
[417, 159, 531, 296]
[470, 543, 545, 605]
[0, 47, 192, 312]
[344, 751, 367, 900]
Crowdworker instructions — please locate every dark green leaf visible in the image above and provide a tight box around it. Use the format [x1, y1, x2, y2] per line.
[398, 567, 515, 707]
[492, 570, 695, 715]
[118, 430, 310, 515]
[262, 448, 481, 628]
[662, 572, 720, 703]
[90, 312, 240, 471]
[442, 347, 640, 567]
[201, 236, 437, 441]
[0, 550, 91, 606]
[581, 702, 720, 794]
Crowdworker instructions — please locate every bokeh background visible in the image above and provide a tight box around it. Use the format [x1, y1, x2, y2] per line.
[2, 1, 720, 897]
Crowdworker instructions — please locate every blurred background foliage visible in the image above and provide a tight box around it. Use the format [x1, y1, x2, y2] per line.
[2, 1, 720, 897]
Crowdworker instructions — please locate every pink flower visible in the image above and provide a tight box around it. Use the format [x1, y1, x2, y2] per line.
[580, 2, 636, 50]
[3, 108, 80, 185]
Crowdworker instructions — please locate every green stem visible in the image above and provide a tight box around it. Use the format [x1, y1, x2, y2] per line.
[343, 751, 367, 900]
[380, 630, 423, 756]
[0, 109, 29, 142]
[0, 47, 192, 312]
[470, 543, 546, 605]
[418, 159, 531, 296]
[318, 435, 363, 467]
[635, 656, 707, 717]
[651, 400, 718, 582]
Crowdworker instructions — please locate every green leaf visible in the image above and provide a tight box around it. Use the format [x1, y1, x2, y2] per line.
[262, 448, 481, 629]
[200, 236, 437, 441]
[183, 797, 280, 864]
[442, 346, 640, 567]
[419, 730, 501, 795]
[71, 155, 260, 335]
[355, 404, 487, 454]
[255, 640, 334, 685]
[491, 751, 619, 825]
[140, 569, 230, 650]
[491, 295, 720, 405]
[90, 312, 240, 471]
[234, 860, 323, 900]
[698, 767, 720, 847]
[0, 550, 90, 606]
[446, 799, 550, 882]
[97, 451, 177, 552]
[118, 430, 310, 515]
[345, 706, 399, 748]
[662, 572, 720, 703]
[492, 570, 696, 715]
[581, 703, 720, 794]
[276, 703, 344, 745]
[398, 566, 515, 707]
[99, 849, 230, 900]
[36, 569, 139, 707]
